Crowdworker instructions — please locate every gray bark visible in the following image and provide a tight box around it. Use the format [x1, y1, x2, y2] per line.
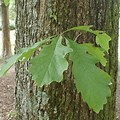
[15, 0, 119, 120]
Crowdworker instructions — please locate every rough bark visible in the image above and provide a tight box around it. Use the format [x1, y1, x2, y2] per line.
[15, 0, 119, 120]
[1, 0, 12, 57]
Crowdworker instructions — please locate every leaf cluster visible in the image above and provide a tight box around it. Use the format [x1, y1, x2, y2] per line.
[0, 26, 112, 113]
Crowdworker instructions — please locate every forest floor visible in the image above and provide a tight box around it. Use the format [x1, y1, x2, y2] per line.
[0, 63, 15, 120]
[0, 31, 120, 120]
[0, 31, 16, 120]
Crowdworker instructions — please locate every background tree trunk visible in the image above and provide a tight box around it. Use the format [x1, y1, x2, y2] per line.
[15, 0, 119, 120]
[1, 0, 12, 57]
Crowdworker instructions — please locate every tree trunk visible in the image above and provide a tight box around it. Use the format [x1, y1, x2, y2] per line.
[15, 0, 119, 120]
[1, 0, 12, 57]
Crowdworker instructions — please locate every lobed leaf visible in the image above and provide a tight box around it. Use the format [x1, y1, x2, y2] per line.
[96, 33, 111, 52]
[82, 43, 107, 66]
[29, 36, 72, 86]
[64, 26, 111, 52]
[68, 39, 111, 113]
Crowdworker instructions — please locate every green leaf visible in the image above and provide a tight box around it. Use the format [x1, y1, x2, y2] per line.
[64, 26, 111, 52]
[0, 54, 21, 77]
[65, 25, 93, 32]
[4, 0, 10, 6]
[82, 43, 107, 66]
[29, 36, 72, 86]
[68, 39, 111, 113]
[0, 38, 52, 77]
[64, 25, 105, 35]
[96, 33, 111, 52]
[18, 37, 51, 62]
